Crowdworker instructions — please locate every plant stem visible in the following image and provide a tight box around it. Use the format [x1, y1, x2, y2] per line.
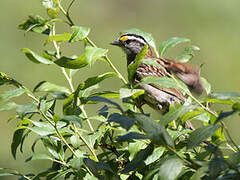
[72, 125, 98, 161]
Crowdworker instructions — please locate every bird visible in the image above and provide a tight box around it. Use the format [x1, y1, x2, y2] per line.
[111, 33, 204, 112]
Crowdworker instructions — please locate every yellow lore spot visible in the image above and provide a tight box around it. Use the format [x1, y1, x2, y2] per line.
[120, 36, 128, 41]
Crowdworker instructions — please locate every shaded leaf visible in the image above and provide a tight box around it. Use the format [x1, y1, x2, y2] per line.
[69, 26, 90, 42]
[84, 158, 113, 177]
[30, 153, 52, 161]
[61, 115, 82, 127]
[116, 132, 147, 142]
[158, 157, 183, 180]
[121, 143, 154, 174]
[122, 28, 156, 49]
[11, 129, 24, 159]
[108, 113, 134, 131]
[132, 113, 174, 147]
[215, 111, 236, 124]
[22, 48, 54, 64]
[159, 37, 190, 56]
[87, 96, 123, 112]
[187, 124, 221, 149]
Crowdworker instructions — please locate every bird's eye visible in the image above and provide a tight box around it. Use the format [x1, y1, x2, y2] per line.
[125, 40, 131, 44]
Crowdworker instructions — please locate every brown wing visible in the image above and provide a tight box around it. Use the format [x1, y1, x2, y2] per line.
[156, 58, 204, 94]
[136, 63, 186, 102]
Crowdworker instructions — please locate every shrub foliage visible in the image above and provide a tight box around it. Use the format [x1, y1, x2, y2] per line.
[1, 0, 240, 179]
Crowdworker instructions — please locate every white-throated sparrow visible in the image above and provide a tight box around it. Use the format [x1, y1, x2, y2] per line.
[111, 33, 204, 111]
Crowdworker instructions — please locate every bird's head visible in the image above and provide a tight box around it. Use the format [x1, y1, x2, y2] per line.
[111, 33, 148, 56]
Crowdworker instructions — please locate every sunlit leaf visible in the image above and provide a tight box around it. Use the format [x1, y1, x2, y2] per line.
[141, 76, 189, 93]
[33, 81, 70, 94]
[78, 72, 116, 90]
[0, 88, 25, 104]
[200, 77, 211, 95]
[18, 15, 50, 35]
[160, 105, 196, 126]
[119, 88, 144, 99]
[69, 26, 90, 42]
[22, 48, 54, 64]
[175, 45, 200, 63]
[159, 37, 190, 56]
[55, 46, 108, 69]
[42, 0, 60, 18]
[158, 157, 183, 180]
[122, 28, 156, 49]
[45, 33, 72, 45]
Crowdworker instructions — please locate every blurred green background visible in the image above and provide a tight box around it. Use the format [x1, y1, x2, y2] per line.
[1, 0, 240, 178]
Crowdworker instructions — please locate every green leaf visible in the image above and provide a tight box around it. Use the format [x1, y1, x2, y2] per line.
[210, 92, 240, 100]
[127, 44, 148, 82]
[0, 88, 25, 104]
[132, 113, 174, 147]
[79, 72, 116, 90]
[140, 58, 164, 69]
[11, 129, 24, 159]
[122, 28, 156, 49]
[22, 48, 54, 64]
[227, 151, 240, 166]
[18, 15, 50, 35]
[54, 55, 88, 69]
[160, 105, 196, 126]
[30, 153, 52, 161]
[200, 77, 211, 95]
[54, 46, 108, 69]
[69, 26, 91, 42]
[158, 157, 183, 180]
[116, 132, 147, 142]
[0, 102, 18, 111]
[61, 115, 82, 127]
[0, 72, 22, 87]
[87, 96, 123, 112]
[144, 147, 165, 165]
[42, 0, 60, 18]
[84, 158, 113, 177]
[187, 124, 221, 149]
[45, 33, 72, 45]
[141, 76, 189, 93]
[121, 143, 154, 174]
[190, 167, 208, 180]
[175, 45, 200, 63]
[90, 91, 120, 99]
[85, 46, 108, 66]
[119, 88, 144, 99]
[215, 111, 236, 124]
[108, 113, 135, 131]
[159, 37, 190, 56]
[33, 81, 70, 94]
[232, 102, 240, 111]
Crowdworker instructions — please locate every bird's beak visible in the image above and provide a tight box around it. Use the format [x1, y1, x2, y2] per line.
[110, 40, 120, 46]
